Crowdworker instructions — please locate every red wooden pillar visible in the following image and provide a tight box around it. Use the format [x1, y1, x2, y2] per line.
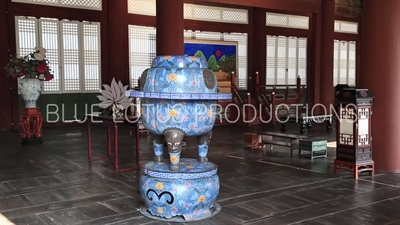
[107, 0, 129, 86]
[252, 8, 266, 87]
[319, 0, 335, 111]
[156, 0, 184, 55]
[360, 0, 400, 173]
[0, 0, 12, 130]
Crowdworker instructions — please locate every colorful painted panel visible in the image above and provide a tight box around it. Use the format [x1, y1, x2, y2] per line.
[184, 39, 237, 74]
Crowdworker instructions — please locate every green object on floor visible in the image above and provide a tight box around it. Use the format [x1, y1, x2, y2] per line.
[299, 139, 328, 159]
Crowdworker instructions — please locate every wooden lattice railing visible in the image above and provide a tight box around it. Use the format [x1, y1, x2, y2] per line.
[254, 72, 306, 124]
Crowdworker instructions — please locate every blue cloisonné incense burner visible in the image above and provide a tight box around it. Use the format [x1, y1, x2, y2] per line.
[127, 55, 231, 221]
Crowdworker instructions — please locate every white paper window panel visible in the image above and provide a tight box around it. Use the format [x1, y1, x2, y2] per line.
[194, 32, 221, 40]
[288, 16, 309, 29]
[333, 40, 356, 87]
[128, 25, 156, 88]
[288, 47, 297, 57]
[83, 23, 101, 91]
[335, 20, 358, 34]
[15, 17, 38, 95]
[194, 7, 220, 20]
[266, 12, 309, 29]
[15, 17, 38, 57]
[186, 4, 248, 24]
[128, 0, 155, 16]
[277, 46, 287, 60]
[184, 5, 193, 18]
[127, 1, 248, 24]
[334, 42, 339, 60]
[277, 59, 286, 71]
[348, 70, 356, 86]
[266, 35, 307, 85]
[40, 19, 61, 92]
[288, 56, 297, 66]
[338, 122, 356, 135]
[277, 69, 286, 85]
[288, 69, 296, 83]
[339, 118, 354, 135]
[334, 21, 340, 31]
[349, 43, 356, 60]
[61, 21, 81, 92]
[187, 5, 248, 24]
[222, 10, 248, 23]
[358, 118, 369, 135]
[298, 47, 306, 59]
[267, 38, 275, 57]
[184, 31, 193, 39]
[12, 0, 102, 10]
[238, 67, 247, 87]
[340, 48, 348, 61]
[266, 13, 287, 26]
[298, 68, 306, 85]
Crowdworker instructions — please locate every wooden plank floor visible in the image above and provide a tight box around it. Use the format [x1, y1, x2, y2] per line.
[0, 122, 400, 225]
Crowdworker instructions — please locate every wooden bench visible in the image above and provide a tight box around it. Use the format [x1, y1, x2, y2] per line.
[257, 131, 308, 155]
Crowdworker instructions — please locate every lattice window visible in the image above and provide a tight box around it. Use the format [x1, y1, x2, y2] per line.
[15, 16, 101, 93]
[15, 17, 38, 94]
[266, 12, 309, 30]
[128, 25, 157, 88]
[334, 20, 358, 34]
[194, 31, 221, 41]
[185, 4, 248, 24]
[61, 21, 80, 92]
[127, 0, 248, 24]
[128, 25, 248, 90]
[339, 107, 355, 146]
[358, 107, 370, 119]
[39, 18, 60, 92]
[82, 22, 101, 91]
[127, 0, 155, 16]
[266, 35, 307, 85]
[15, 17, 38, 57]
[223, 33, 248, 89]
[358, 107, 370, 146]
[12, 0, 102, 10]
[339, 133, 353, 146]
[334, 40, 356, 87]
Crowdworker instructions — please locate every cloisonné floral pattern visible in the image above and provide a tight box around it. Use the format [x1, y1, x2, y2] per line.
[143, 56, 217, 94]
[140, 158, 220, 220]
[134, 56, 222, 221]
[141, 98, 216, 136]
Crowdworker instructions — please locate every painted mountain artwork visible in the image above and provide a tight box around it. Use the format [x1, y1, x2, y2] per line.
[184, 40, 237, 74]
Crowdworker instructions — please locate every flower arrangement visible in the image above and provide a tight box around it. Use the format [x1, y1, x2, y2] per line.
[4, 46, 54, 81]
